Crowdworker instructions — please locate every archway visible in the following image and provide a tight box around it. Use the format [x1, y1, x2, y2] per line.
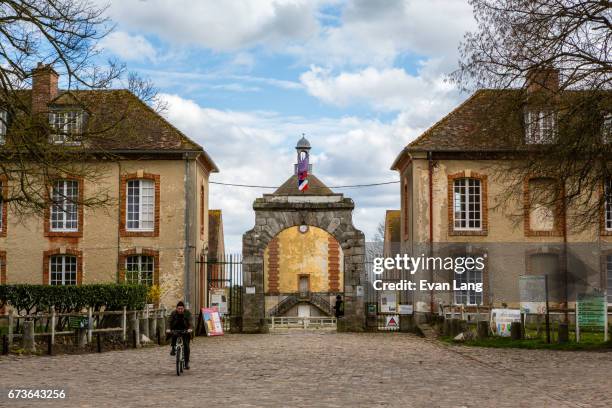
[263, 226, 344, 318]
[241, 136, 366, 333]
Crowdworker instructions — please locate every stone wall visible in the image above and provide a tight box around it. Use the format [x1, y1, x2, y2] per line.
[242, 195, 365, 332]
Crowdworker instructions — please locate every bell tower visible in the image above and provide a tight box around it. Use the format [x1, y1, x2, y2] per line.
[294, 135, 312, 175]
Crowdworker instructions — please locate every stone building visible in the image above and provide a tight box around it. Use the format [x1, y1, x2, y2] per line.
[0, 64, 218, 310]
[391, 71, 612, 317]
[242, 137, 366, 332]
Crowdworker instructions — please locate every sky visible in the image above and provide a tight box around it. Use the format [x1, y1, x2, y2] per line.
[97, 0, 477, 252]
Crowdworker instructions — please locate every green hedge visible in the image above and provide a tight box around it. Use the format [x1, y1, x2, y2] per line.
[0, 284, 148, 314]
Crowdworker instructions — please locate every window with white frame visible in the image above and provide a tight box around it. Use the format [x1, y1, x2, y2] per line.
[525, 109, 556, 144]
[0, 109, 7, 144]
[125, 255, 154, 286]
[50, 255, 77, 285]
[127, 179, 155, 231]
[50, 179, 78, 231]
[607, 255, 612, 304]
[49, 110, 83, 145]
[454, 261, 483, 305]
[453, 178, 482, 230]
[603, 113, 612, 144]
[606, 178, 612, 231]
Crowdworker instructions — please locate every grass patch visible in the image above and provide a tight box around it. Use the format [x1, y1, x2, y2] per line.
[441, 333, 612, 351]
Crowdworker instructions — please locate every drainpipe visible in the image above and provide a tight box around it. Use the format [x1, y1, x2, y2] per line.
[117, 161, 122, 282]
[184, 155, 191, 307]
[428, 152, 435, 316]
[562, 185, 568, 323]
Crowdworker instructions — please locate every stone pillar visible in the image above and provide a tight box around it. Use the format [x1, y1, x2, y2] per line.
[242, 255, 266, 333]
[149, 316, 157, 343]
[22, 321, 36, 352]
[477, 320, 489, 339]
[140, 317, 150, 342]
[129, 312, 140, 348]
[77, 328, 87, 348]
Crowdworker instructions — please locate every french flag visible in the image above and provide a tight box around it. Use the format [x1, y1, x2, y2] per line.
[297, 154, 309, 192]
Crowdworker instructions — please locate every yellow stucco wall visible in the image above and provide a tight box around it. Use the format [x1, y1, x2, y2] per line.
[264, 226, 343, 294]
[0, 158, 211, 309]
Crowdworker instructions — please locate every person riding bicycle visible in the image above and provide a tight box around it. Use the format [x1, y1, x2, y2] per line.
[167, 301, 192, 369]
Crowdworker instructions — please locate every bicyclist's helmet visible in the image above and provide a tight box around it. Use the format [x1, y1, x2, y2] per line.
[177, 301, 185, 308]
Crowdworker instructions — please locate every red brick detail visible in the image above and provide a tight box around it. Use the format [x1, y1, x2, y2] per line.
[118, 248, 160, 285]
[328, 236, 341, 292]
[119, 173, 160, 237]
[447, 172, 489, 236]
[200, 185, 205, 238]
[44, 176, 84, 238]
[267, 238, 280, 295]
[601, 180, 612, 237]
[42, 248, 83, 285]
[0, 175, 7, 237]
[0, 251, 6, 284]
[523, 177, 564, 237]
[402, 178, 409, 240]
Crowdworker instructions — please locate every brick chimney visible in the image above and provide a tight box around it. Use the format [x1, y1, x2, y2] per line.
[525, 67, 559, 93]
[31, 63, 59, 115]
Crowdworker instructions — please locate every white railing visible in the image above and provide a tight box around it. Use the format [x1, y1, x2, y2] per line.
[268, 316, 337, 330]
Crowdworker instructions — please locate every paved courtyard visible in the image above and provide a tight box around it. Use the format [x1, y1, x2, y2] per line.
[1, 332, 611, 407]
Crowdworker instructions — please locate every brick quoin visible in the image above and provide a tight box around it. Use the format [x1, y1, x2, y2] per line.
[328, 235, 340, 292]
[267, 238, 280, 295]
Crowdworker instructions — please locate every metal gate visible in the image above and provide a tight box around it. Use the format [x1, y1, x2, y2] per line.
[197, 253, 243, 332]
[365, 247, 401, 331]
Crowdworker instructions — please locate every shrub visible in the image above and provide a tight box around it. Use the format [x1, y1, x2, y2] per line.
[0, 284, 148, 315]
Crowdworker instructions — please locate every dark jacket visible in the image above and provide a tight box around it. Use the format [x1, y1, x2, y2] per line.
[169, 310, 192, 331]
[334, 299, 344, 318]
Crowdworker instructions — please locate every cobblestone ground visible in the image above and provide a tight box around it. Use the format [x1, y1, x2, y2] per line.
[1, 332, 611, 407]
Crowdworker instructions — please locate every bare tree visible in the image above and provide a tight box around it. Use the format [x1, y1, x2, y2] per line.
[0, 1, 163, 216]
[453, 0, 611, 232]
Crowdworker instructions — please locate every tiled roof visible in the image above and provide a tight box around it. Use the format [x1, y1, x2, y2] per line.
[10, 89, 210, 155]
[273, 174, 335, 196]
[404, 89, 610, 154]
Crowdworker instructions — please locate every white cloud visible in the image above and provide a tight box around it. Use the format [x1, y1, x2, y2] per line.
[106, 0, 321, 51]
[160, 93, 423, 251]
[99, 31, 157, 62]
[291, 0, 475, 68]
[300, 63, 460, 128]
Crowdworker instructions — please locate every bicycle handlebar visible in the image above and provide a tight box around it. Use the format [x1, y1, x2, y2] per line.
[167, 329, 191, 334]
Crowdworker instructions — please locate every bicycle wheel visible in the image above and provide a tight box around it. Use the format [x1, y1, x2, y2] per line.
[176, 345, 182, 376]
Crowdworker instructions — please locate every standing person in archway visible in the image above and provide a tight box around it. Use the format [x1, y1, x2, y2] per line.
[334, 295, 344, 319]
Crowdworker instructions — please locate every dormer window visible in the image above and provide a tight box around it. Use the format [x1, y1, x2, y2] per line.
[49, 110, 83, 145]
[525, 109, 556, 144]
[0, 109, 7, 145]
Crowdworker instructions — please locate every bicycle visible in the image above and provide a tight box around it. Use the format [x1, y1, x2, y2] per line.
[168, 329, 190, 376]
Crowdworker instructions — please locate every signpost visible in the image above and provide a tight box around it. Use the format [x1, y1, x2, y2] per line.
[519, 275, 547, 314]
[201, 307, 224, 336]
[576, 293, 608, 343]
[490, 309, 521, 337]
[385, 315, 399, 329]
[520, 274, 551, 342]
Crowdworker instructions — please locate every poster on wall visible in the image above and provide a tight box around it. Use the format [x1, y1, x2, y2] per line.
[201, 307, 224, 336]
[519, 275, 547, 314]
[380, 291, 397, 313]
[209, 288, 228, 315]
[490, 309, 521, 337]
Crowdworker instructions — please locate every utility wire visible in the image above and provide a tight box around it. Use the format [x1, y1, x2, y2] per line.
[209, 180, 400, 189]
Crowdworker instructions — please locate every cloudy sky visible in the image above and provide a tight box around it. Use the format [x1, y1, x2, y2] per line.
[98, 0, 477, 251]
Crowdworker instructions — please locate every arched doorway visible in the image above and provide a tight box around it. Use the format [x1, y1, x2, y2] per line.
[263, 226, 343, 318]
